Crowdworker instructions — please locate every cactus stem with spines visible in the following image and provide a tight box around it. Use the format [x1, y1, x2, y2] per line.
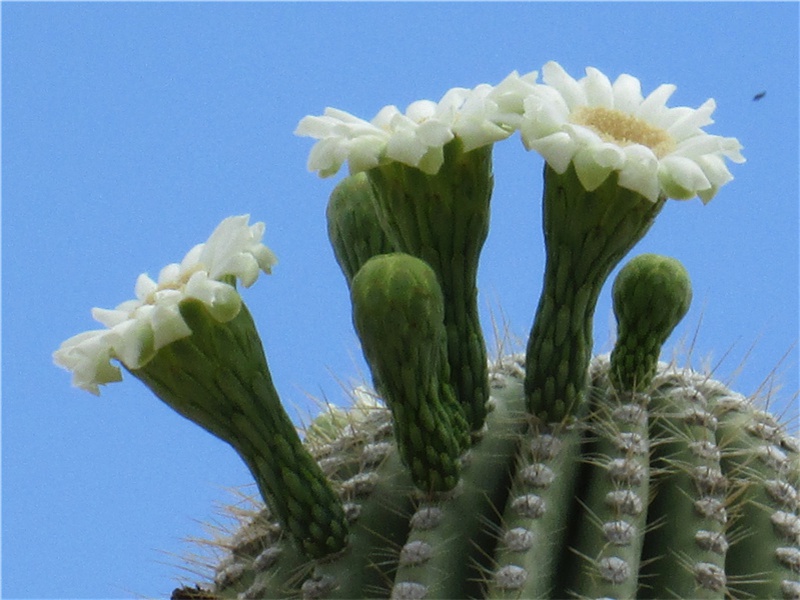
[129, 298, 349, 560]
[525, 165, 666, 423]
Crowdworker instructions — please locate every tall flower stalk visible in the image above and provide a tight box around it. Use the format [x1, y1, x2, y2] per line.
[509, 62, 745, 422]
[296, 78, 532, 432]
[53, 216, 349, 558]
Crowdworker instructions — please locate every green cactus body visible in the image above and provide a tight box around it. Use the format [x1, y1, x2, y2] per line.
[167, 180, 798, 600]
[188, 356, 799, 600]
[54, 65, 785, 600]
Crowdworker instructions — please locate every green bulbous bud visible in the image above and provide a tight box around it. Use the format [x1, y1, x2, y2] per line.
[350, 253, 468, 492]
[366, 139, 492, 431]
[326, 172, 395, 286]
[610, 254, 692, 391]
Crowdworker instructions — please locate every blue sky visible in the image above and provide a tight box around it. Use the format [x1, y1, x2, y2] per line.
[3, 3, 798, 598]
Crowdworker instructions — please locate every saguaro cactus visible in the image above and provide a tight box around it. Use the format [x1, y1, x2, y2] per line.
[55, 63, 797, 600]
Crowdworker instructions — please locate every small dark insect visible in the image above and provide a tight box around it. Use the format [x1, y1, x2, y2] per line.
[753, 91, 766, 101]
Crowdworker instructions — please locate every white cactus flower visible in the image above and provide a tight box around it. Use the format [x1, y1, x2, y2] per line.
[54, 215, 277, 394]
[295, 73, 537, 178]
[517, 61, 745, 202]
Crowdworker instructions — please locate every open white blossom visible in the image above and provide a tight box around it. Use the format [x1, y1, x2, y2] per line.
[295, 73, 537, 178]
[54, 215, 277, 395]
[516, 61, 745, 202]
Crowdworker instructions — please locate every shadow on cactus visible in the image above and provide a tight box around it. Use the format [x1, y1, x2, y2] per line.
[54, 62, 798, 599]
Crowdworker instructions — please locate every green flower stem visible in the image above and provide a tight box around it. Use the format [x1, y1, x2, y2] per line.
[326, 172, 395, 286]
[130, 299, 348, 559]
[525, 164, 665, 423]
[366, 139, 492, 432]
[351, 253, 469, 492]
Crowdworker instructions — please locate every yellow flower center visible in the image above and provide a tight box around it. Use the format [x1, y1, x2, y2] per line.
[143, 264, 205, 306]
[572, 107, 675, 157]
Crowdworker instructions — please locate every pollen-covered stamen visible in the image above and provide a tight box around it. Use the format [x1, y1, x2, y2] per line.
[572, 106, 676, 157]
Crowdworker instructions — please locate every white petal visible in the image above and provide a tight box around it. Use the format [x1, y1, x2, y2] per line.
[184, 272, 242, 322]
[346, 136, 386, 173]
[157, 262, 182, 286]
[180, 244, 204, 272]
[695, 153, 734, 188]
[150, 299, 193, 351]
[658, 155, 712, 200]
[134, 273, 158, 301]
[666, 99, 716, 139]
[385, 128, 428, 166]
[583, 67, 614, 109]
[611, 73, 644, 113]
[617, 145, 661, 201]
[294, 115, 336, 138]
[522, 88, 570, 139]
[110, 317, 154, 370]
[416, 147, 446, 175]
[542, 61, 586, 110]
[636, 83, 676, 122]
[53, 330, 122, 395]
[526, 132, 577, 173]
[572, 145, 616, 191]
[91, 307, 129, 328]
[307, 138, 347, 176]
[405, 99, 438, 122]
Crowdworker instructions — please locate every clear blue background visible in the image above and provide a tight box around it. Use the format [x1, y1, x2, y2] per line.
[3, 3, 798, 598]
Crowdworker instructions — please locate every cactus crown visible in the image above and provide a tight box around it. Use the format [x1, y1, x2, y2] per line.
[54, 63, 796, 600]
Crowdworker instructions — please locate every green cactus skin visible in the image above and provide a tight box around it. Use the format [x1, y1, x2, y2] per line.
[129, 298, 349, 560]
[365, 138, 493, 432]
[168, 153, 797, 600]
[524, 164, 665, 423]
[180, 356, 799, 600]
[350, 253, 469, 492]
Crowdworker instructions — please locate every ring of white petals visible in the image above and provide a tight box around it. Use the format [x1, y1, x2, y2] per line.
[295, 71, 538, 177]
[516, 61, 745, 202]
[54, 215, 277, 394]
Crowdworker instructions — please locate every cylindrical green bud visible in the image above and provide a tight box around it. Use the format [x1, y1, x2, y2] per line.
[366, 139, 492, 432]
[610, 253, 692, 391]
[327, 172, 395, 286]
[131, 298, 349, 559]
[350, 253, 468, 492]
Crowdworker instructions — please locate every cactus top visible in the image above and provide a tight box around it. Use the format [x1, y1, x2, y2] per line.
[53, 215, 277, 395]
[296, 61, 744, 204]
[516, 61, 745, 202]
